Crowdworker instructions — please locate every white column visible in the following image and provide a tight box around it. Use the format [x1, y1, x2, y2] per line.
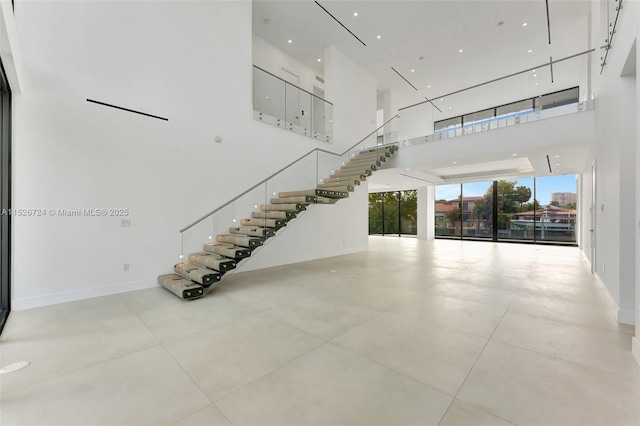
[417, 186, 435, 240]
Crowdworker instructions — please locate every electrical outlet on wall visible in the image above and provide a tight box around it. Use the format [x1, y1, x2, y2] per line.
[123, 263, 130, 272]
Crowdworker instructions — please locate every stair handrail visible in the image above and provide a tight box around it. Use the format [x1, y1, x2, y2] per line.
[179, 114, 400, 233]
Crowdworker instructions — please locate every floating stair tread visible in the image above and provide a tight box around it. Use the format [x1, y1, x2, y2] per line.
[316, 196, 339, 204]
[217, 234, 263, 248]
[261, 203, 306, 212]
[318, 182, 357, 190]
[271, 195, 315, 204]
[241, 218, 286, 228]
[318, 185, 354, 192]
[252, 211, 294, 220]
[229, 226, 275, 238]
[189, 252, 236, 272]
[158, 274, 204, 300]
[175, 262, 221, 287]
[203, 243, 252, 260]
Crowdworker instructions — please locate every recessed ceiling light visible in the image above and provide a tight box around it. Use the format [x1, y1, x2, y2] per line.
[523, 22, 528, 27]
[532, 69, 537, 73]
[353, 12, 358, 16]
[406, 168, 410, 171]
[448, 106, 452, 110]
[534, 74, 537, 77]
[265, 96, 269, 99]
[459, 49, 463, 53]
[528, 49, 533, 53]
[555, 163, 560, 166]
[377, 35, 381, 39]
[555, 155, 561, 158]
[535, 83, 539, 86]
[427, 85, 431, 88]
[453, 161, 457, 164]
[317, 58, 322, 62]
[411, 69, 415, 72]
[556, 169, 560, 172]
[440, 98, 444, 102]
[288, 39, 292, 43]
[512, 153, 518, 156]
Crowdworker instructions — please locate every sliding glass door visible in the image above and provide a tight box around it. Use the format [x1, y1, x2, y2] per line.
[0, 62, 11, 334]
[434, 176, 577, 245]
[368, 190, 417, 237]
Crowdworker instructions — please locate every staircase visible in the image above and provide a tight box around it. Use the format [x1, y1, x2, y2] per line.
[158, 144, 398, 300]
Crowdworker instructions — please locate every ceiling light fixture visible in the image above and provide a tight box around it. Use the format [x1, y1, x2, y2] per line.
[523, 22, 528, 27]
[317, 58, 322, 62]
[453, 161, 457, 164]
[555, 155, 561, 158]
[448, 106, 452, 110]
[528, 49, 533, 53]
[427, 85, 431, 88]
[459, 49, 463, 53]
[353, 12, 358, 16]
[512, 153, 518, 156]
[288, 39, 292, 44]
[377, 35, 381, 39]
[411, 69, 415, 72]
[534, 74, 537, 77]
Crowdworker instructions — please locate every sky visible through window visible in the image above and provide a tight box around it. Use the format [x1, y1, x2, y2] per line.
[436, 174, 577, 205]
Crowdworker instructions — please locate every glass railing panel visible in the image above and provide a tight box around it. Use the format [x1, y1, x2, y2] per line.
[266, 150, 318, 203]
[253, 65, 332, 143]
[311, 95, 333, 143]
[253, 67, 285, 128]
[181, 183, 268, 262]
[286, 85, 311, 137]
[397, 51, 592, 147]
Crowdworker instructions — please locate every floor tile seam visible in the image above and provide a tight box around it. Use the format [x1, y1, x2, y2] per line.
[322, 308, 389, 342]
[486, 339, 640, 381]
[387, 309, 495, 340]
[422, 289, 515, 311]
[0, 342, 165, 398]
[499, 306, 635, 340]
[442, 278, 527, 293]
[161, 341, 216, 408]
[437, 398, 518, 426]
[326, 340, 457, 400]
[117, 292, 151, 316]
[448, 286, 519, 408]
[209, 341, 336, 408]
[254, 311, 332, 344]
[169, 404, 234, 426]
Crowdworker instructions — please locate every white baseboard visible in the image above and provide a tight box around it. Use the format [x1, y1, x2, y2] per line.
[618, 309, 636, 325]
[593, 272, 620, 316]
[12, 278, 158, 311]
[633, 337, 640, 366]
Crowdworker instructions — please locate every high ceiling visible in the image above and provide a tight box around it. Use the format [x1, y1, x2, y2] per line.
[253, 0, 591, 109]
[252, 0, 594, 188]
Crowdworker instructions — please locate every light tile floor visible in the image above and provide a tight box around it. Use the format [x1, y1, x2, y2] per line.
[1, 237, 638, 425]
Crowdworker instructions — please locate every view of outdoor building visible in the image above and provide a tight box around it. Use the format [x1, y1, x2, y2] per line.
[435, 175, 577, 243]
[368, 191, 417, 236]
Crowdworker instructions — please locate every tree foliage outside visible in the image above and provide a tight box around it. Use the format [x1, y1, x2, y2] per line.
[368, 190, 418, 235]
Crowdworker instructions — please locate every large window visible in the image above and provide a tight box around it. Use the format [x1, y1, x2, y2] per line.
[0, 62, 11, 334]
[435, 176, 577, 245]
[369, 190, 417, 236]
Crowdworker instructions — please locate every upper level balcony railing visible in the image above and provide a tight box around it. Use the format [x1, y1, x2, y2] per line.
[253, 65, 333, 143]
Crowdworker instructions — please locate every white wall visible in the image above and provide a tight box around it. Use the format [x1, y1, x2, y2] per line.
[582, 0, 638, 325]
[417, 186, 435, 240]
[252, 34, 323, 95]
[324, 45, 377, 149]
[239, 183, 369, 272]
[634, 0, 640, 365]
[10, 1, 371, 309]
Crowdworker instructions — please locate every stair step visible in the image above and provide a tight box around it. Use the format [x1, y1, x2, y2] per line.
[333, 168, 373, 177]
[317, 184, 354, 192]
[217, 234, 263, 248]
[316, 196, 340, 204]
[271, 195, 316, 204]
[229, 226, 275, 238]
[252, 211, 295, 220]
[322, 177, 363, 185]
[158, 274, 204, 300]
[174, 262, 221, 287]
[240, 218, 286, 228]
[261, 203, 306, 212]
[317, 182, 356, 191]
[203, 243, 252, 260]
[189, 252, 236, 272]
